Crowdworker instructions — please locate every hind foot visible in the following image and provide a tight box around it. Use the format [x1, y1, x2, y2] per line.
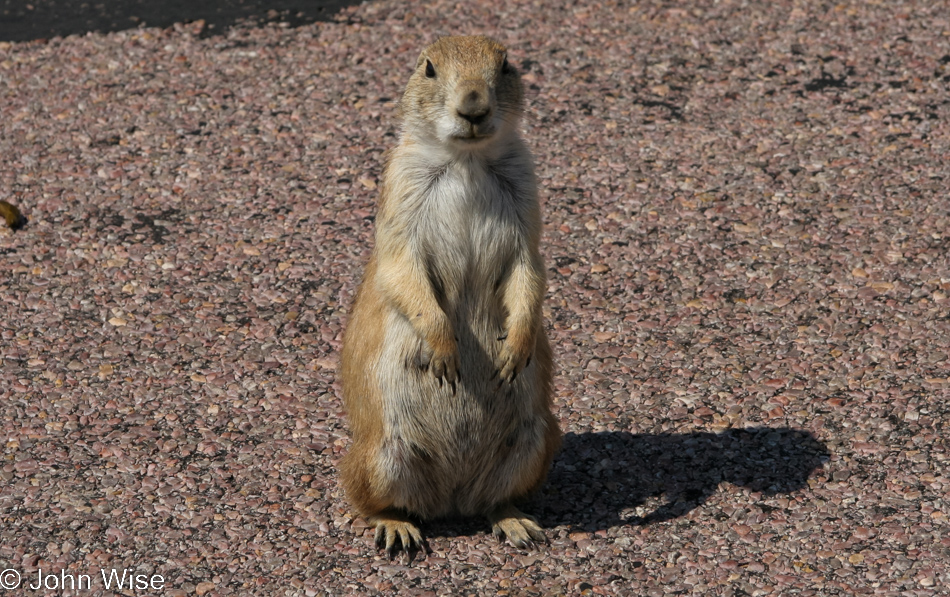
[371, 511, 425, 562]
[488, 503, 547, 549]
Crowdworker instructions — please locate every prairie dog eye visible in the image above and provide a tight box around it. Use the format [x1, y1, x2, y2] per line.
[425, 59, 436, 78]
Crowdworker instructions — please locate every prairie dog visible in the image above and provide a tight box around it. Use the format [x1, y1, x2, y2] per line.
[0, 200, 25, 230]
[340, 36, 561, 557]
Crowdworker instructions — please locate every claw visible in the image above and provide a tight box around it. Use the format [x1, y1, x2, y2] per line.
[409, 526, 425, 560]
[397, 526, 411, 557]
[514, 538, 534, 550]
[386, 535, 398, 560]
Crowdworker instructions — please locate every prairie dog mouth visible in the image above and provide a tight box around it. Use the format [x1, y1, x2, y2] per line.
[451, 121, 496, 143]
[453, 131, 491, 142]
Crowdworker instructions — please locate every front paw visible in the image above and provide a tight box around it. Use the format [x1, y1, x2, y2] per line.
[429, 344, 460, 387]
[494, 338, 532, 385]
[413, 336, 460, 387]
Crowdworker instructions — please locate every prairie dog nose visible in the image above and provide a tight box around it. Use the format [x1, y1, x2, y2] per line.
[456, 80, 492, 125]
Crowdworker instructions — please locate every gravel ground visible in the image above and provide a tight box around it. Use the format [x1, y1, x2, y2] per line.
[1, 1, 949, 595]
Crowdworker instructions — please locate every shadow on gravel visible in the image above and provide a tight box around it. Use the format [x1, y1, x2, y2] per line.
[422, 427, 828, 541]
[537, 427, 830, 531]
[0, 0, 363, 42]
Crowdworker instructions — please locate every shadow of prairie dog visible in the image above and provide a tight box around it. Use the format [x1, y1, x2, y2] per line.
[340, 35, 561, 558]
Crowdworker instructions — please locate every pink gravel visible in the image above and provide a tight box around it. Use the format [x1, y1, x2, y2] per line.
[1, 0, 949, 595]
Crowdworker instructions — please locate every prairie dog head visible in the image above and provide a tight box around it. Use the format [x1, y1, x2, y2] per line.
[400, 36, 525, 151]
